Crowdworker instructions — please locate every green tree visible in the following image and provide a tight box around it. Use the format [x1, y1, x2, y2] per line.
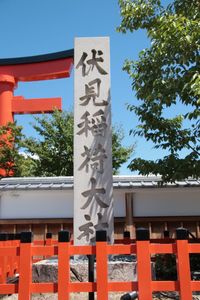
[23, 110, 133, 176]
[0, 123, 23, 177]
[118, 0, 200, 182]
[23, 111, 74, 176]
[112, 126, 134, 174]
[17, 155, 38, 177]
[0, 122, 33, 177]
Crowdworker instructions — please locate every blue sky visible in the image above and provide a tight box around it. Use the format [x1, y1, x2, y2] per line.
[0, 0, 172, 174]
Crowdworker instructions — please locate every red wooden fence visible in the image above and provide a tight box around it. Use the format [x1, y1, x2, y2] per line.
[0, 228, 200, 299]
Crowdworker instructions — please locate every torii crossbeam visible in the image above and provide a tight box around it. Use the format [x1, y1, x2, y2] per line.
[0, 49, 74, 176]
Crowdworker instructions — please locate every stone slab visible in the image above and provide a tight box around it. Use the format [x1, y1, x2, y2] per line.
[32, 259, 137, 283]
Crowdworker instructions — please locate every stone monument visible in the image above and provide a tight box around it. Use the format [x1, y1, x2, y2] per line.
[74, 37, 113, 245]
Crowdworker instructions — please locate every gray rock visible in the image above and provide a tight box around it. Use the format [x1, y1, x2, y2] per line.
[32, 259, 137, 283]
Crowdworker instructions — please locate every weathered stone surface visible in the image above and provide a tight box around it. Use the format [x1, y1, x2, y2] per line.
[1, 293, 126, 299]
[2, 293, 200, 299]
[3, 260, 200, 299]
[74, 37, 114, 245]
[32, 259, 137, 283]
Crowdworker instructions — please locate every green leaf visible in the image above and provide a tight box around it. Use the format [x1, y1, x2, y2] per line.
[118, 0, 200, 182]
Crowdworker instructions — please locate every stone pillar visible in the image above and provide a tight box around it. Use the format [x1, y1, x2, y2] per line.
[74, 37, 113, 245]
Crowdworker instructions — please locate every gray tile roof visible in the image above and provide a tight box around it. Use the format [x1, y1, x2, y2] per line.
[0, 176, 199, 191]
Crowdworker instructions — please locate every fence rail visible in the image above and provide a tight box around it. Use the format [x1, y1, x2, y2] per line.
[0, 228, 200, 299]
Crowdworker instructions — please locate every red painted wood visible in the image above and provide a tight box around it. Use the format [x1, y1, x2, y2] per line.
[136, 240, 152, 300]
[18, 242, 32, 300]
[0, 56, 73, 176]
[0, 238, 200, 298]
[176, 239, 192, 300]
[0, 57, 73, 82]
[96, 241, 108, 299]
[12, 96, 61, 114]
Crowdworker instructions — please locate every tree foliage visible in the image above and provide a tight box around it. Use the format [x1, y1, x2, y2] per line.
[0, 122, 31, 177]
[112, 125, 134, 174]
[118, 0, 200, 181]
[23, 111, 74, 176]
[23, 110, 133, 176]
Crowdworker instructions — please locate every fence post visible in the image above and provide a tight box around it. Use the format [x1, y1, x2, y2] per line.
[46, 232, 52, 245]
[136, 228, 152, 300]
[96, 230, 108, 300]
[14, 233, 21, 241]
[0, 233, 8, 284]
[45, 232, 53, 259]
[176, 228, 192, 300]
[124, 231, 131, 244]
[164, 230, 170, 238]
[7, 233, 15, 277]
[18, 231, 33, 300]
[14, 233, 21, 274]
[58, 230, 70, 300]
[88, 253, 95, 300]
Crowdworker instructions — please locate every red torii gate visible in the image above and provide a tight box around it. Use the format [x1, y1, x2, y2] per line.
[0, 49, 74, 176]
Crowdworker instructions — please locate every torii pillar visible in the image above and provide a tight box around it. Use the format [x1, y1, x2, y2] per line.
[0, 75, 15, 125]
[0, 49, 74, 176]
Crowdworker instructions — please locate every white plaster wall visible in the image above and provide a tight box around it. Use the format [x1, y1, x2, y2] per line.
[0, 187, 199, 219]
[133, 188, 200, 216]
[0, 190, 74, 219]
[0, 189, 125, 219]
[113, 190, 126, 217]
